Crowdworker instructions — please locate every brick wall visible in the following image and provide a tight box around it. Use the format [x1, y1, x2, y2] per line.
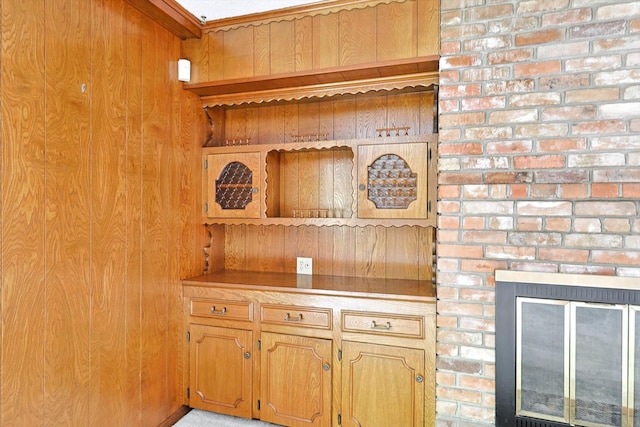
[437, 0, 640, 424]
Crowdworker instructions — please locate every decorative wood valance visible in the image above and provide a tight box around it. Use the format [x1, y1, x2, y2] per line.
[184, 55, 439, 107]
[203, 0, 410, 32]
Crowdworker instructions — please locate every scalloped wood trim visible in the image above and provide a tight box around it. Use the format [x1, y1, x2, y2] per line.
[193, 70, 438, 107]
[203, 0, 409, 32]
[202, 136, 438, 228]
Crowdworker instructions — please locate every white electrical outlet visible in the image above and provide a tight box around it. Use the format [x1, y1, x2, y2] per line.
[296, 257, 313, 275]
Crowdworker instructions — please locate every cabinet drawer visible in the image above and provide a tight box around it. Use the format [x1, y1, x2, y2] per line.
[342, 311, 424, 339]
[190, 298, 254, 322]
[260, 304, 332, 330]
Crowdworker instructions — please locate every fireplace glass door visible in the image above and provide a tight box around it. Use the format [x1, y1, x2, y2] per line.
[516, 298, 633, 427]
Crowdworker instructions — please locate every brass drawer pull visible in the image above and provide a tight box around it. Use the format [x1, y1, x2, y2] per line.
[371, 320, 391, 330]
[210, 306, 227, 315]
[284, 313, 303, 322]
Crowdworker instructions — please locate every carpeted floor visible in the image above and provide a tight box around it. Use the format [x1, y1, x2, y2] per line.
[172, 409, 282, 427]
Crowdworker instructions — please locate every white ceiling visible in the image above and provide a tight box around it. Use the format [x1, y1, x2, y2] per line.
[176, 0, 328, 22]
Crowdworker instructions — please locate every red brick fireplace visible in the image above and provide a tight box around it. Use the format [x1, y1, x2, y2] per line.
[437, 0, 640, 424]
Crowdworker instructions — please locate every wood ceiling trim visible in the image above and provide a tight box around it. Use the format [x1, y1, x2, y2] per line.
[125, 0, 202, 39]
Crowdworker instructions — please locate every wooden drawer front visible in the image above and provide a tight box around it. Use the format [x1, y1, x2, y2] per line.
[260, 304, 332, 330]
[342, 311, 424, 339]
[190, 298, 253, 322]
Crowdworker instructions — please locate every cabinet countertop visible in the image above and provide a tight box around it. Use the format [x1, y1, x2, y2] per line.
[183, 270, 436, 302]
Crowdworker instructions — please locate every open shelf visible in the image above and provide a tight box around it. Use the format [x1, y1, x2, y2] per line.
[184, 56, 439, 106]
[202, 136, 437, 228]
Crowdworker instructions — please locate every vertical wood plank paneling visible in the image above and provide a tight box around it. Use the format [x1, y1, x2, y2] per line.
[312, 13, 339, 69]
[246, 107, 260, 145]
[332, 96, 356, 140]
[318, 99, 335, 141]
[317, 227, 334, 275]
[270, 20, 296, 74]
[254, 24, 271, 77]
[355, 226, 386, 278]
[386, 227, 419, 280]
[417, 0, 440, 57]
[283, 227, 300, 272]
[388, 91, 421, 136]
[258, 104, 284, 145]
[140, 20, 174, 426]
[225, 225, 248, 270]
[338, 7, 376, 66]
[282, 152, 300, 217]
[332, 227, 356, 277]
[1, 0, 46, 424]
[207, 30, 225, 81]
[318, 149, 334, 213]
[89, 1, 129, 425]
[297, 226, 319, 272]
[181, 36, 209, 84]
[225, 107, 248, 142]
[166, 31, 185, 417]
[376, 0, 417, 61]
[124, 6, 144, 425]
[44, 0, 92, 422]
[298, 103, 320, 212]
[355, 94, 387, 139]
[419, 90, 436, 134]
[256, 225, 285, 272]
[333, 148, 354, 218]
[418, 226, 435, 282]
[295, 17, 313, 71]
[223, 26, 254, 79]
[2, 1, 199, 425]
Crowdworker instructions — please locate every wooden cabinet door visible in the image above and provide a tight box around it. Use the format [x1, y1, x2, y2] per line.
[342, 341, 425, 427]
[206, 152, 261, 218]
[260, 332, 332, 427]
[357, 143, 429, 219]
[189, 324, 253, 418]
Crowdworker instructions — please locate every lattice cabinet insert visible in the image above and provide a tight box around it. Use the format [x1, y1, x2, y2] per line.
[202, 136, 437, 227]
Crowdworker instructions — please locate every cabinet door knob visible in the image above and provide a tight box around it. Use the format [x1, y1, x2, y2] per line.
[251, 187, 258, 194]
[210, 306, 227, 315]
[416, 375, 424, 383]
[323, 363, 330, 371]
[244, 352, 251, 359]
[358, 184, 366, 191]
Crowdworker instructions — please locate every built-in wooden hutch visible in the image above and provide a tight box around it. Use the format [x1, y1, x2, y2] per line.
[178, 0, 440, 425]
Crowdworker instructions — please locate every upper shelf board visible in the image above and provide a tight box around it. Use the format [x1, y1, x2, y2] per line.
[183, 56, 439, 106]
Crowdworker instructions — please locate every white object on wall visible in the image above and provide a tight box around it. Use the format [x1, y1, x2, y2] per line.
[178, 59, 191, 82]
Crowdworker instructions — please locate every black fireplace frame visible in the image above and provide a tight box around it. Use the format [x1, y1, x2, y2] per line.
[495, 274, 640, 427]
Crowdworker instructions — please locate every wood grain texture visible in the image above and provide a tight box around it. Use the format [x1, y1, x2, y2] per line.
[89, 1, 128, 425]
[223, 26, 254, 80]
[377, 0, 417, 61]
[1, 0, 47, 424]
[1, 1, 202, 426]
[339, 6, 377, 66]
[224, 225, 432, 281]
[312, 13, 340, 69]
[270, 20, 295, 75]
[183, 0, 439, 84]
[125, 7, 145, 425]
[44, 0, 92, 423]
[218, 90, 434, 145]
[295, 16, 314, 72]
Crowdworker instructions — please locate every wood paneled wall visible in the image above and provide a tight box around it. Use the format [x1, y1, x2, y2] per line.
[220, 90, 436, 144]
[224, 225, 435, 281]
[1, 0, 205, 425]
[182, 0, 440, 83]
